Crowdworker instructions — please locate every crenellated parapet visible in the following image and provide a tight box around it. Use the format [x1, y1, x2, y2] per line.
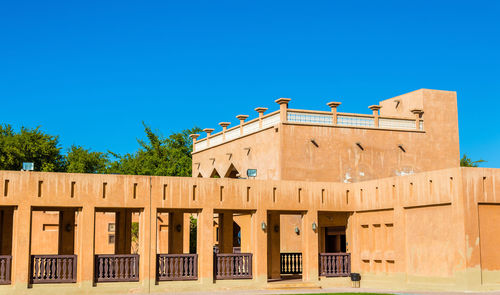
[192, 97, 424, 152]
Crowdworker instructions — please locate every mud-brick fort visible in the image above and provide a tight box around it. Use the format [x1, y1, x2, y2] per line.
[0, 89, 499, 294]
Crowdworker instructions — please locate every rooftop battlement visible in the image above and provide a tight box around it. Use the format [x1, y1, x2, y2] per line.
[191, 97, 424, 153]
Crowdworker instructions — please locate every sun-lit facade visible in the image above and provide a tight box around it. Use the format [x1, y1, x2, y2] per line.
[0, 89, 499, 294]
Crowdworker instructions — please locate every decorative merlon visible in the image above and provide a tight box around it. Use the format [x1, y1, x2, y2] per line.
[236, 115, 249, 135]
[236, 115, 249, 122]
[219, 122, 231, 129]
[203, 128, 215, 135]
[368, 105, 382, 111]
[254, 107, 268, 114]
[327, 102, 342, 124]
[189, 134, 201, 151]
[326, 102, 342, 109]
[275, 98, 291, 105]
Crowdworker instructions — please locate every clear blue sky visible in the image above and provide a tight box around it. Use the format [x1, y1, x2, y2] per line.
[1, 1, 499, 167]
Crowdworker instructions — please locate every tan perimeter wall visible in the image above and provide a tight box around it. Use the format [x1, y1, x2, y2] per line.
[0, 167, 498, 294]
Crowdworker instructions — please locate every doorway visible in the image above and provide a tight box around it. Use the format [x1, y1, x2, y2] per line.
[324, 226, 346, 253]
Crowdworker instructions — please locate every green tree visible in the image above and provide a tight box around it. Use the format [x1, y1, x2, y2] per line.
[460, 154, 486, 167]
[108, 123, 201, 176]
[0, 124, 65, 172]
[131, 221, 139, 254]
[65, 145, 109, 174]
[189, 215, 197, 254]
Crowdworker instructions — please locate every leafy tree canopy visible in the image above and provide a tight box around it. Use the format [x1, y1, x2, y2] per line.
[65, 145, 109, 174]
[460, 154, 486, 167]
[0, 124, 65, 172]
[0, 123, 201, 176]
[108, 123, 201, 176]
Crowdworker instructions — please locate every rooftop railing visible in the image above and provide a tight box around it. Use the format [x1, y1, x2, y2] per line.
[191, 99, 424, 152]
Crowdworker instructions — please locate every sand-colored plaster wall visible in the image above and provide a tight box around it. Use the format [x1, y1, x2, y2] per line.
[0, 167, 498, 293]
[193, 89, 460, 184]
[405, 205, 456, 278]
[192, 127, 280, 180]
[281, 90, 459, 182]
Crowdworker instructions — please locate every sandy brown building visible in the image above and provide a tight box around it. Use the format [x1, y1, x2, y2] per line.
[0, 89, 499, 294]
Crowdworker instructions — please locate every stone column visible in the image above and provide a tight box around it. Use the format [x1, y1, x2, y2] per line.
[140, 203, 151, 291]
[197, 207, 214, 283]
[78, 205, 95, 286]
[411, 109, 424, 130]
[218, 212, 234, 253]
[251, 209, 268, 285]
[189, 134, 200, 152]
[326, 102, 341, 125]
[203, 128, 214, 147]
[218, 122, 230, 141]
[301, 210, 319, 283]
[236, 115, 249, 135]
[183, 213, 191, 253]
[267, 212, 281, 279]
[254, 107, 268, 128]
[275, 98, 291, 123]
[11, 205, 30, 287]
[168, 211, 184, 254]
[369, 105, 382, 127]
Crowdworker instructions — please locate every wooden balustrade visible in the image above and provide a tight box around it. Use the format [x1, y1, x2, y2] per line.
[157, 254, 197, 281]
[0, 255, 11, 285]
[280, 252, 302, 274]
[95, 254, 139, 282]
[319, 253, 350, 277]
[214, 253, 252, 279]
[30, 255, 77, 283]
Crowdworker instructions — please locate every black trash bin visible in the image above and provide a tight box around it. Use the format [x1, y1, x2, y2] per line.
[350, 272, 361, 288]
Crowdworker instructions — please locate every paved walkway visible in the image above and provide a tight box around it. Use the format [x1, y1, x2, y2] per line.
[151, 288, 500, 295]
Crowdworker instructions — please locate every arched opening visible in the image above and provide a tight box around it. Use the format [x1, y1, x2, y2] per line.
[224, 163, 239, 179]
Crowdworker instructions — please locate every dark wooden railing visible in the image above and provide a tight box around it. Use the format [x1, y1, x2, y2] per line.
[95, 254, 139, 282]
[319, 253, 350, 277]
[30, 255, 77, 283]
[157, 254, 198, 281]
[214, 253, 252, 279]
[0, 255, 12, 285]
[280, 252, 302, 274]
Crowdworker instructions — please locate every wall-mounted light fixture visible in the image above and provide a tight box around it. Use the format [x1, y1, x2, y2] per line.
[226, 153, 232, 160]
[398, 144, 406, 153]
[356, 142, 364, 151]
[294, 227, 300, 234]
[243, 147, 251, 155]
[261, 222, 267, 231]
[312, 222, 317, 231]
[65, 223, 72, 232]
[175, 224, 182, 232]
[194, 162, 201, 169]
[310, 139, 319, 148]
[247, 169, 257, 178]
[274, 225, 279, 233]
[209, 158, 215, 165]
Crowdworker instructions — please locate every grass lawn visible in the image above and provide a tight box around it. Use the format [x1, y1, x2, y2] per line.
[295, 293, 394, 295]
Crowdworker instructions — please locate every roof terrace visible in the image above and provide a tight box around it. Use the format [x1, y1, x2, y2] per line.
[190, 98, 424, 153]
